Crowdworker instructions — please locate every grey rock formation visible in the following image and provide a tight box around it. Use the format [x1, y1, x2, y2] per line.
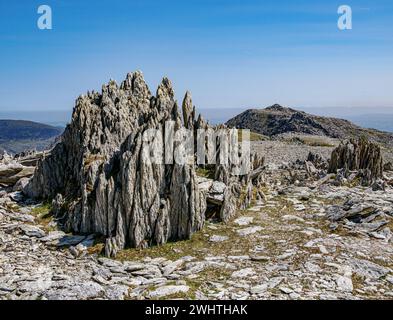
[23, 71, 262, 256]
[328, 138, 383, 185]
[214, 152, 265, 222]
[1, 127, 393, 300]
[0, 152, 39, 188]
[24, 72, 206, 256]
[182, 91, 195, 130]
[307, 152, 327, 170]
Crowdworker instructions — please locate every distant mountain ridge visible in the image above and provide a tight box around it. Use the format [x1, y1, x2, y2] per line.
[226, 104, 393, 147]
[0, 120, 63, 154]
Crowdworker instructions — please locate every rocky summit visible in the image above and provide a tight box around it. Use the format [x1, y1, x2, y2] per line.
[226, 104, 393, 147]
[0, 72, 393, 301]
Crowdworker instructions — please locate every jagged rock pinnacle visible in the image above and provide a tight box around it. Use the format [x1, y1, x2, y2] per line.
[24, 71, 205, 256]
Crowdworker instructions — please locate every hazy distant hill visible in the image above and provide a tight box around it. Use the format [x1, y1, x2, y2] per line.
[0, 110, 70, 128]
[226, 104, 393, 147]
[0, 120, 63, 154]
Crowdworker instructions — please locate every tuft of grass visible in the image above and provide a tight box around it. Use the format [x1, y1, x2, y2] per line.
[29, 202, 56, 232]
[196, 166, 215, 179]
[84, 154, 105, 169]
[30, 203, 52, 217]
[88, 234, 106, 255]
[88, 243, 105, 255]
[116, 230, 209, 262]
[345, 176, 361, 188]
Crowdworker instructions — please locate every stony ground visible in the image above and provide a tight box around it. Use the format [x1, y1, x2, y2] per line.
[1, 139, 393, 300]
[1, 159, 392, 300]
[253, 134, 393, 164]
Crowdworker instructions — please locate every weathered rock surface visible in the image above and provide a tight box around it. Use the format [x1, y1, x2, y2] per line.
[1, 137, 393, 300]
[149, 285, 189, 298]
[328, 138, 383, 185]
[0, 151, 44, 190]
[2, 73, 392, 301]
[24, 72, 208, 256]
[23, 71, 263, 256]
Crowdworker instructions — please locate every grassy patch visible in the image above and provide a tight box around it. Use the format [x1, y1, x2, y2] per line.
[116, 213, 263, 263]
[117, 229, 211, 262]
[238, 130, 267, 142]
[86, 234, 106, 255]
[84, 154, 105, 168]
[29, 202, 56, 232]
[30, 202, 52, 217]
[344, 177, 361, 188]
[285, 136, 335, 147]
[196, 165, 215, 179]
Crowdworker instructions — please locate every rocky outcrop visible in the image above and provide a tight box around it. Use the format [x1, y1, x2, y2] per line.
[182, 91, 195, 130]
[3, 111, 393, 299]
[306, 152, 328, 170]
[213, 153, 265, 222]
[0, 151, 40, 189]
[226, 105, 393, 148]
[24, 71, 259, 256]
[0, 165, 34, 187]
[328, 138, 383, 185]
[23, 73, 203, 255]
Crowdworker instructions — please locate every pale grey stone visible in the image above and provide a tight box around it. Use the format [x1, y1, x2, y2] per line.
[19, 225, 46, 238]
[233, 216, 254, 226]
[231, 268, 255, 278]
[336, 275, 353, 292]
[149, 285, 190, 298]
[209, 235, 228, 242]
[40, 231, 66, 242]
[250, 284, 268, 295]
[349, 258, 389, 280]
[236, 226, 262, 236]
[57, 235, 86, 247]
[162, 259, 184, 276]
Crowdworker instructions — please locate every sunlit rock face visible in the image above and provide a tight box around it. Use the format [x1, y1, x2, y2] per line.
[24, 71, 263, 257]
[24, 71, 206, 256]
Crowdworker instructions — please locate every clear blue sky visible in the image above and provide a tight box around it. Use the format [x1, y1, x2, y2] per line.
[0, 0, 392, 111]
